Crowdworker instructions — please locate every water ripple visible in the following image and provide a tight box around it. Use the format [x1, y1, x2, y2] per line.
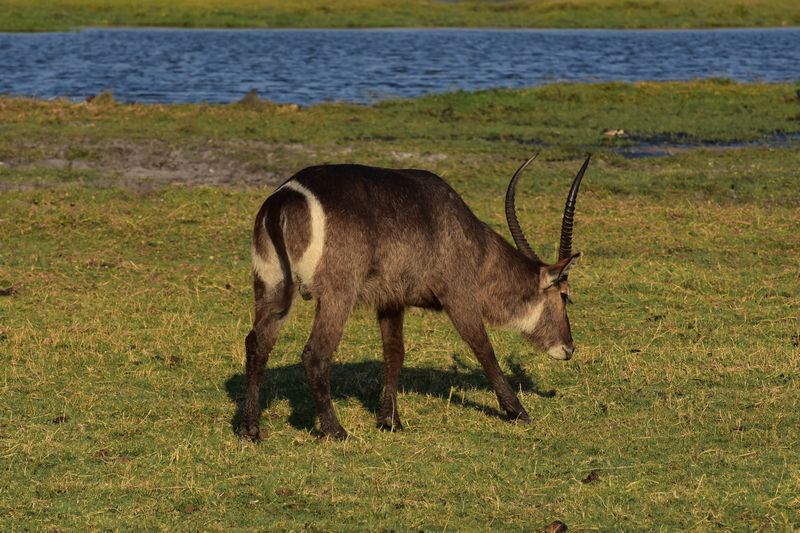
[0, 28, 798, 105]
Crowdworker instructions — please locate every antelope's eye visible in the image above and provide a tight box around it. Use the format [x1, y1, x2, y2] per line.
[560, 292, 573, 305]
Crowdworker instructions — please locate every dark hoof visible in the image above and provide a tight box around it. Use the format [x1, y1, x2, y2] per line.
[320, 426, 349, 441]
[510, 412, 531, 424]
[237, 422, 265, 441]
[376, 416, 403, 432]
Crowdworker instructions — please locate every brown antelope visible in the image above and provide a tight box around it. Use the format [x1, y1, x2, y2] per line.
[239, 153, 590, 440]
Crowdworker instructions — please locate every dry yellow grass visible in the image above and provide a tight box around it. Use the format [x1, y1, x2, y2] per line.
[1, 83, 799, 529]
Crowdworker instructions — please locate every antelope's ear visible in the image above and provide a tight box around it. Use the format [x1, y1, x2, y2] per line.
[540, 253, 581, 288]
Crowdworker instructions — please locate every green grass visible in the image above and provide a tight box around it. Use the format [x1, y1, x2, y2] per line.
[1, 82, 799, 529]
[2, 80, 799, 179]
[1, 0, 799, 31]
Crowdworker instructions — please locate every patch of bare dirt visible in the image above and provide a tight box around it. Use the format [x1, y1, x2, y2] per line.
[389, 150, 447, 164]
[1, 138, 452, 190]
[1, 138, 321, 190]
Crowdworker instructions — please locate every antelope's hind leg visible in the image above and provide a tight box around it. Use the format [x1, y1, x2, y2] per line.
[301, 294, 355, 440]
[239, 278, 293, 441]
[377, 308, 405, 431]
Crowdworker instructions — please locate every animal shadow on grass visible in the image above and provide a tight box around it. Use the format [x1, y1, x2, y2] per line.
[225, 354, 557, 437]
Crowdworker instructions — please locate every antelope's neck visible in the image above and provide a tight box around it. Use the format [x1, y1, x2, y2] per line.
[478, 230, 542, 329]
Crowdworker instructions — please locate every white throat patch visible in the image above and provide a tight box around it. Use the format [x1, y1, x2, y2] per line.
[509, 300, 545, 333]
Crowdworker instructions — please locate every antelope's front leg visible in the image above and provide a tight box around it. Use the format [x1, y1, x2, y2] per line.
[377, 307, 405, 431]
[443, 302, 530, 422]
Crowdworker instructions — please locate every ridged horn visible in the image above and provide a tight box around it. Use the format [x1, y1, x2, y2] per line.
[558, 154, 591, 261]
[505, 153, 541, 262]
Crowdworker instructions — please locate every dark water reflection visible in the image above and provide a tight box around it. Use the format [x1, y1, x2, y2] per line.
[0, 28, 798, 105]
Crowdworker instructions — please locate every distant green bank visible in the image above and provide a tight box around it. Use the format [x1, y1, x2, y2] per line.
[1, 0, 799, 31]
[2, 80, 799, 165]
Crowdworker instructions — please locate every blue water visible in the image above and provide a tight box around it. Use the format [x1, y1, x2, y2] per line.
[0, 28, 798, 105]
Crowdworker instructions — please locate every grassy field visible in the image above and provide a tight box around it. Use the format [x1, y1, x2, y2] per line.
[1, 81, 799, 530]
[1, 0, 800, 31]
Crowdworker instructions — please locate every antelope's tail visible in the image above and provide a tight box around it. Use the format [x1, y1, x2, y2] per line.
[252, 197, 295, 318]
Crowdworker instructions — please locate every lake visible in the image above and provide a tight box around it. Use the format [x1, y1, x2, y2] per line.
[1, 28, 798, 105]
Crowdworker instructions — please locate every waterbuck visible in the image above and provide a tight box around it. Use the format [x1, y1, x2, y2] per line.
[239, 153, 590, 440]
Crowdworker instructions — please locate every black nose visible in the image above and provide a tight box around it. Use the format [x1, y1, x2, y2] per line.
[563, 345, 574, 359]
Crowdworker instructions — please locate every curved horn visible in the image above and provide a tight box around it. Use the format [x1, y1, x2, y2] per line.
[558, 154, 591, 261]
[505, 153, 541, 262]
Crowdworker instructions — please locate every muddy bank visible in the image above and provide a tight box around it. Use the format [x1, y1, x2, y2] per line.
[2, 132, 797, 190]
[0, 137, 456, 190]
[0, 138, 309, 190]
[610, 131, 800, 159]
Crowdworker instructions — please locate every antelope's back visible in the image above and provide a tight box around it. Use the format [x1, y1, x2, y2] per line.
[278, 164, 490, 307]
